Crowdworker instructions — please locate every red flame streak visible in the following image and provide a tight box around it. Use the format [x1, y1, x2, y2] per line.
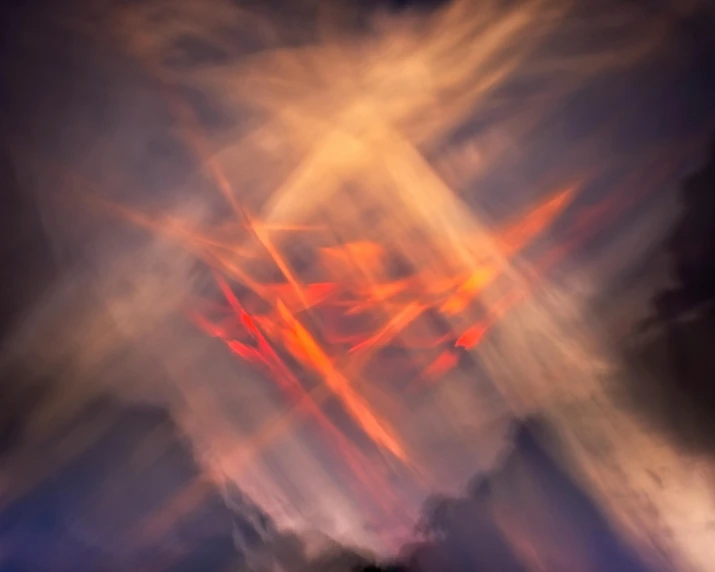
[88, 165, 595, 495]
[274, 299, 408, 461]
[422, 349, 460, 382]
[193, 274, 409, 514]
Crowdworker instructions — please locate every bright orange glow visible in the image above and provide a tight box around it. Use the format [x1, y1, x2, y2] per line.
[422, 350, 460, 382]
[275, 299, 407, 460]
[499, 185, 577, 254]
[93, 176, 576, 470]
[84, 183, 580, 464]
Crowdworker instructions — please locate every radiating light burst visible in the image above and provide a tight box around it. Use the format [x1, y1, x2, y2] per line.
[89, 182, 575, 465]
[75, 0, 715, 566]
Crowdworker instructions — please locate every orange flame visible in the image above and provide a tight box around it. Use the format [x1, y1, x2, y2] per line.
[89, 177, 578, 469]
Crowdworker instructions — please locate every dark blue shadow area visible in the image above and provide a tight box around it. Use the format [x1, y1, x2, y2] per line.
[0, 397, 263, 571]
[395, 417, 659, 572]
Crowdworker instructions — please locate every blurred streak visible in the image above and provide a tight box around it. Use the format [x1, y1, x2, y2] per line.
[2, 0, 715, 569]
